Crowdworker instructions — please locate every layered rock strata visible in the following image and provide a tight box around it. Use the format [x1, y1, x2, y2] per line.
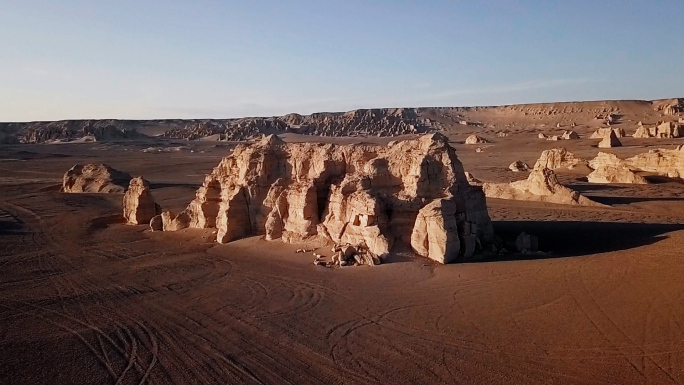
[161, 134, 493, 263]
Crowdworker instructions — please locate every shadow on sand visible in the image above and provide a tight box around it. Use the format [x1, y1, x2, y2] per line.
[489, 220, 684, 260]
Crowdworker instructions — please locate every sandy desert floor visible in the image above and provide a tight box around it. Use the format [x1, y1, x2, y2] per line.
[2, 129, 684, 384]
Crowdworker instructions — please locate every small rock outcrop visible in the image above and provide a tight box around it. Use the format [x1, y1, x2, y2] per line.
[123, 177, 162, 225]
[61, 164, 132, 193]
[161, 134, 494, 264]
[538, 133, 547, 139]
[561, 130, 580, 140]
[533, 148, 586, 170]
[598, 130, 622, 148]
[482, 167, 603, 206]
[465, 135, 489, 145]
[590, 127, 625, 139]
[509, 161, 530, 172]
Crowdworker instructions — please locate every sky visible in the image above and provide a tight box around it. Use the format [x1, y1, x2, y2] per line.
[1, 0, 683, 122]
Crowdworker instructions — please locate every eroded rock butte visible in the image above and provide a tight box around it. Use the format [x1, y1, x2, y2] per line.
[61, 164, 132, 193]
[161, 134, 494, 264]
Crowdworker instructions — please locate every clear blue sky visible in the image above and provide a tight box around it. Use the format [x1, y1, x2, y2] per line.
[1, 1, 682, 121]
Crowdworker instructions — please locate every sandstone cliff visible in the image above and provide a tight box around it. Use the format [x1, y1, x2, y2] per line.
[161, 134, 493, 264]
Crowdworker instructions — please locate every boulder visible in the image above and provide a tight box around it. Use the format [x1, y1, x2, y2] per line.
[533, 148, 586, 170]
[60, 164, 131, 193]
[546, 135, 561, 141]
[538, 133, 547, 139]
[123, 177, 162, 225]
[164, 134, 494, 264]
[598, 130, 622, 148]
[509, 160, 530, 172]
[590, 127, 625, 139]
[561, 130, 579, 140]
[482, 167, 603, 206]
[465, 135, 489, 145]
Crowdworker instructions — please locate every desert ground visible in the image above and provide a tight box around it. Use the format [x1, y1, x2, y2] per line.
[2, 102, 684, 384]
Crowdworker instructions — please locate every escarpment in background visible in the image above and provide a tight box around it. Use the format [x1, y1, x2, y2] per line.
[160, 134, 494, 264]
[163, 108, 435, 140]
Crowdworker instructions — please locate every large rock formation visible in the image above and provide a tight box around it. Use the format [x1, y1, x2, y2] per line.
[161, 134, 493, 263]
[61, 164, 132, 193]
[590, 127, 625, 139]
[598, 130, 622, 148]
[533, 148, 586, 170]
[482, 167, 603, 206]
[123, 177, 162, 225]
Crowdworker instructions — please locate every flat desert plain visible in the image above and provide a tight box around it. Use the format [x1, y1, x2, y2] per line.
[2, 116, 684, 384]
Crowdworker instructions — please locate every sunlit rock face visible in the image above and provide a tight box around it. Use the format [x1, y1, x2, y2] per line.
[162, 134, 494, 263]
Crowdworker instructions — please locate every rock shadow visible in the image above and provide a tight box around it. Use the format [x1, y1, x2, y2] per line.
[489, 220, 684, 259]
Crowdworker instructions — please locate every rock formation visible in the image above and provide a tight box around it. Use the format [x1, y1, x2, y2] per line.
[482, 167, 603, 206]
[633, 121, 680, 138]
[588, 152, 626, 170]
[537, 133, 547, 139]
[60, 164, 132, 193]
[624, 145, 684, 178]
[546, 135, 561, 141]
[509, 161, 530, 172]
[588, 147, 684, 179]
[123, 177, 162, 225]
[598, 130, 622, 148]
[561, 130, 579, 140]
[160, 134, 494, 264]
[464, 172, 482, 186]
[533, 148, 587, 170]
[515, 232, 539, 253]
[465, 135, 489, 145]
[587, 165, 648, 184]
[590, 127, 625, 139]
